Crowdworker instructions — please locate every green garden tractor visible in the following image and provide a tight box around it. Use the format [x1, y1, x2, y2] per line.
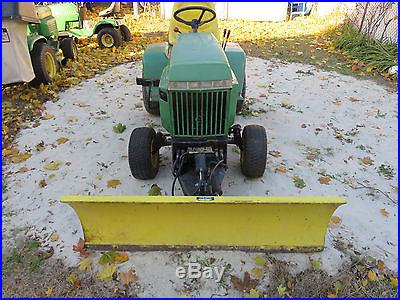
[27, 4, 78, 84]
[62, 3, 345, 251]
[46, 2, 131, 49]
[133, 3, 257, 196]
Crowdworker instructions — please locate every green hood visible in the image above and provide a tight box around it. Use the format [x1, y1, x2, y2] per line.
[168, 32, 232, 82]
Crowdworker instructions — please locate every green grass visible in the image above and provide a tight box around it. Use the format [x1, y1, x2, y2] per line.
[329, 24, 398, 73]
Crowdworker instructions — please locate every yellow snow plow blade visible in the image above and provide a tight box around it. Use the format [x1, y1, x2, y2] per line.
[61, 195, 346, 251]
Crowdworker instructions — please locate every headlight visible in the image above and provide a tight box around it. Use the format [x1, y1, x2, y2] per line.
[168, 80, 232, 90]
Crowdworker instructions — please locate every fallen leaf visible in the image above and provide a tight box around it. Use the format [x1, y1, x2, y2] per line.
[66, 274, 78, 284]
[367, 270, 378, 281]
[361, 279, 368, 287]
[360, 157, 374, 166]
[277, 284, 286, 296]
[230, 272, 258, 292]
[73, 238, 90, 257]
[99, 251, 117, 265]
[311, 259, 321, 270]
[107, 179, 121, 188]
[49, 232, 59, 241]
[257, 83, 267, 88]
[276, 165, 287, 173]
[56, 137, 69, 145]
[352, 65, 361, 71]
[36, 141, 45, 152]
[119, 269, 138, 286]
[45, 287, 53, 297]
[379, 208, 389, 217]
[78, 257, 93, 272]
[66, 117, 78, 123]
[148, 184, 162, 196]
[48, 174, 56, 179]
[18, 166, 29, 173]
[73, 102, 90, 108]
[329, 216, 342, 228]
[327, 293, 337, 298]
[377, 260, 385, 270]
[44, 161, 62, 171]
[390, 277, 398, 288]
[10, 153, 32, 164]
[98, 264, 117, 282]
[42, 114, 55, 120]
[292, 176, 306, 189]
[114, 252, 129, 264]
[245, 289, 260, 298]
[37, 178, 47, 188]
[318, 176, 331, 185]
[268, 150, 281, 158]
[2, 148, 19, 157]
[40, 247, 54, 259]
[253, 255, 267, 266]
[112, 123, 126, 134]
[251, 267, 264, 279]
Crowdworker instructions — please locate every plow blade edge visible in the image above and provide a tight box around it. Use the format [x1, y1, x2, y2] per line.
[61, 196, 346, 251]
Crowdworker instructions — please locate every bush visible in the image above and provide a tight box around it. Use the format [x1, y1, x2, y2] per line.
[330, 24, 398, 73]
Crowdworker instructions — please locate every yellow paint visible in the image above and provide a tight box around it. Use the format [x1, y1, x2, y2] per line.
[61, 196, 346, 250]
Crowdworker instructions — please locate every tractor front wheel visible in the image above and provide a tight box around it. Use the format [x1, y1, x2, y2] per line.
[240, 125, 267, 178]
[120, 25, 132, 42]
[60, 37, 78, 65]
[128, 127, 160, 180]
[97, 27, 122, 49]
[30, 42, 59, 86]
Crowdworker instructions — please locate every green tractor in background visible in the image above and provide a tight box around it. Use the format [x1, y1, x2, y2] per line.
[46, 2, 131, 49]
[133, 3, 265, 196]
[27, 4, 78, 85]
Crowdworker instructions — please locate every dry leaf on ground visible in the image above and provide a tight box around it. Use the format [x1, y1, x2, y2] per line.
[98, 264, 117, 282]
[119, 269, 138, 286]
[329, 216, 342, 228]
[379, 208, 389, 217]
[318, 176, 331, 185]
[107, 179, 121, 188]
[44, 161, 62, 171]
[251, 267, 264, 279]
[78, 257, 93, 272]
[231, 271, 258, 292]
[56, 137, 69, 145]
[360, 157, 374, 166]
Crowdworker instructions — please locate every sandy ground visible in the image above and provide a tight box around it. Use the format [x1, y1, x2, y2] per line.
[2, 57, 398, 297]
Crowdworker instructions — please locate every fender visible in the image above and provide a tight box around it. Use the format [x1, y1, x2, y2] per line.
[27, 34, 47, 52]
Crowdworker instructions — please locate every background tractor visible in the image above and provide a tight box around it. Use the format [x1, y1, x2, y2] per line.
[2, 2, 78, 85]
[133, 2, 264, 196]
[46, 2, 132, 49]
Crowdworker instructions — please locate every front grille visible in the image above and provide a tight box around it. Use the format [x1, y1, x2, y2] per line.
[170, 90, 229, 137]
[48, 19, 57, 33]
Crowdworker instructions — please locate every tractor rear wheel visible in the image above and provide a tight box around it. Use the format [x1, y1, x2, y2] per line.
[240, 125, 267, 177]
[97, 27, 122, 49]
[128, 127, 160, 180]
[60, 37, 78, 65]
[120, 25, 132, 42]
[30, 42, 59, 86]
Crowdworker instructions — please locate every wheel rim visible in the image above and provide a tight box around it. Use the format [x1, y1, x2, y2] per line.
[101, 33, 114, 48]
[44, 52, 57, 78]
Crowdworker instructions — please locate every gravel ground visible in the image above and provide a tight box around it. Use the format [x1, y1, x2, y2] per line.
[2, 57, 398, 297]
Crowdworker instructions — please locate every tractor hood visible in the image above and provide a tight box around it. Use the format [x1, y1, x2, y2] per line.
[168, 32, 232, 82]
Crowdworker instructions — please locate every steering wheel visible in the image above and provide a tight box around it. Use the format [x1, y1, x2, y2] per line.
[173, 6, 216, 32]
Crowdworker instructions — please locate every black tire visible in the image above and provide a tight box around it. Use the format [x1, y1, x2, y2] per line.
[128, 127, 160, 180]
[236, 75, 246, 114]
[120, 25, 132, 42]
[30, 42, 59, 86]
[60, 37, 78, 65]
[240, 125, 267, 177]
[97, 27, 122, 49]
[142, 71, 160, 115]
